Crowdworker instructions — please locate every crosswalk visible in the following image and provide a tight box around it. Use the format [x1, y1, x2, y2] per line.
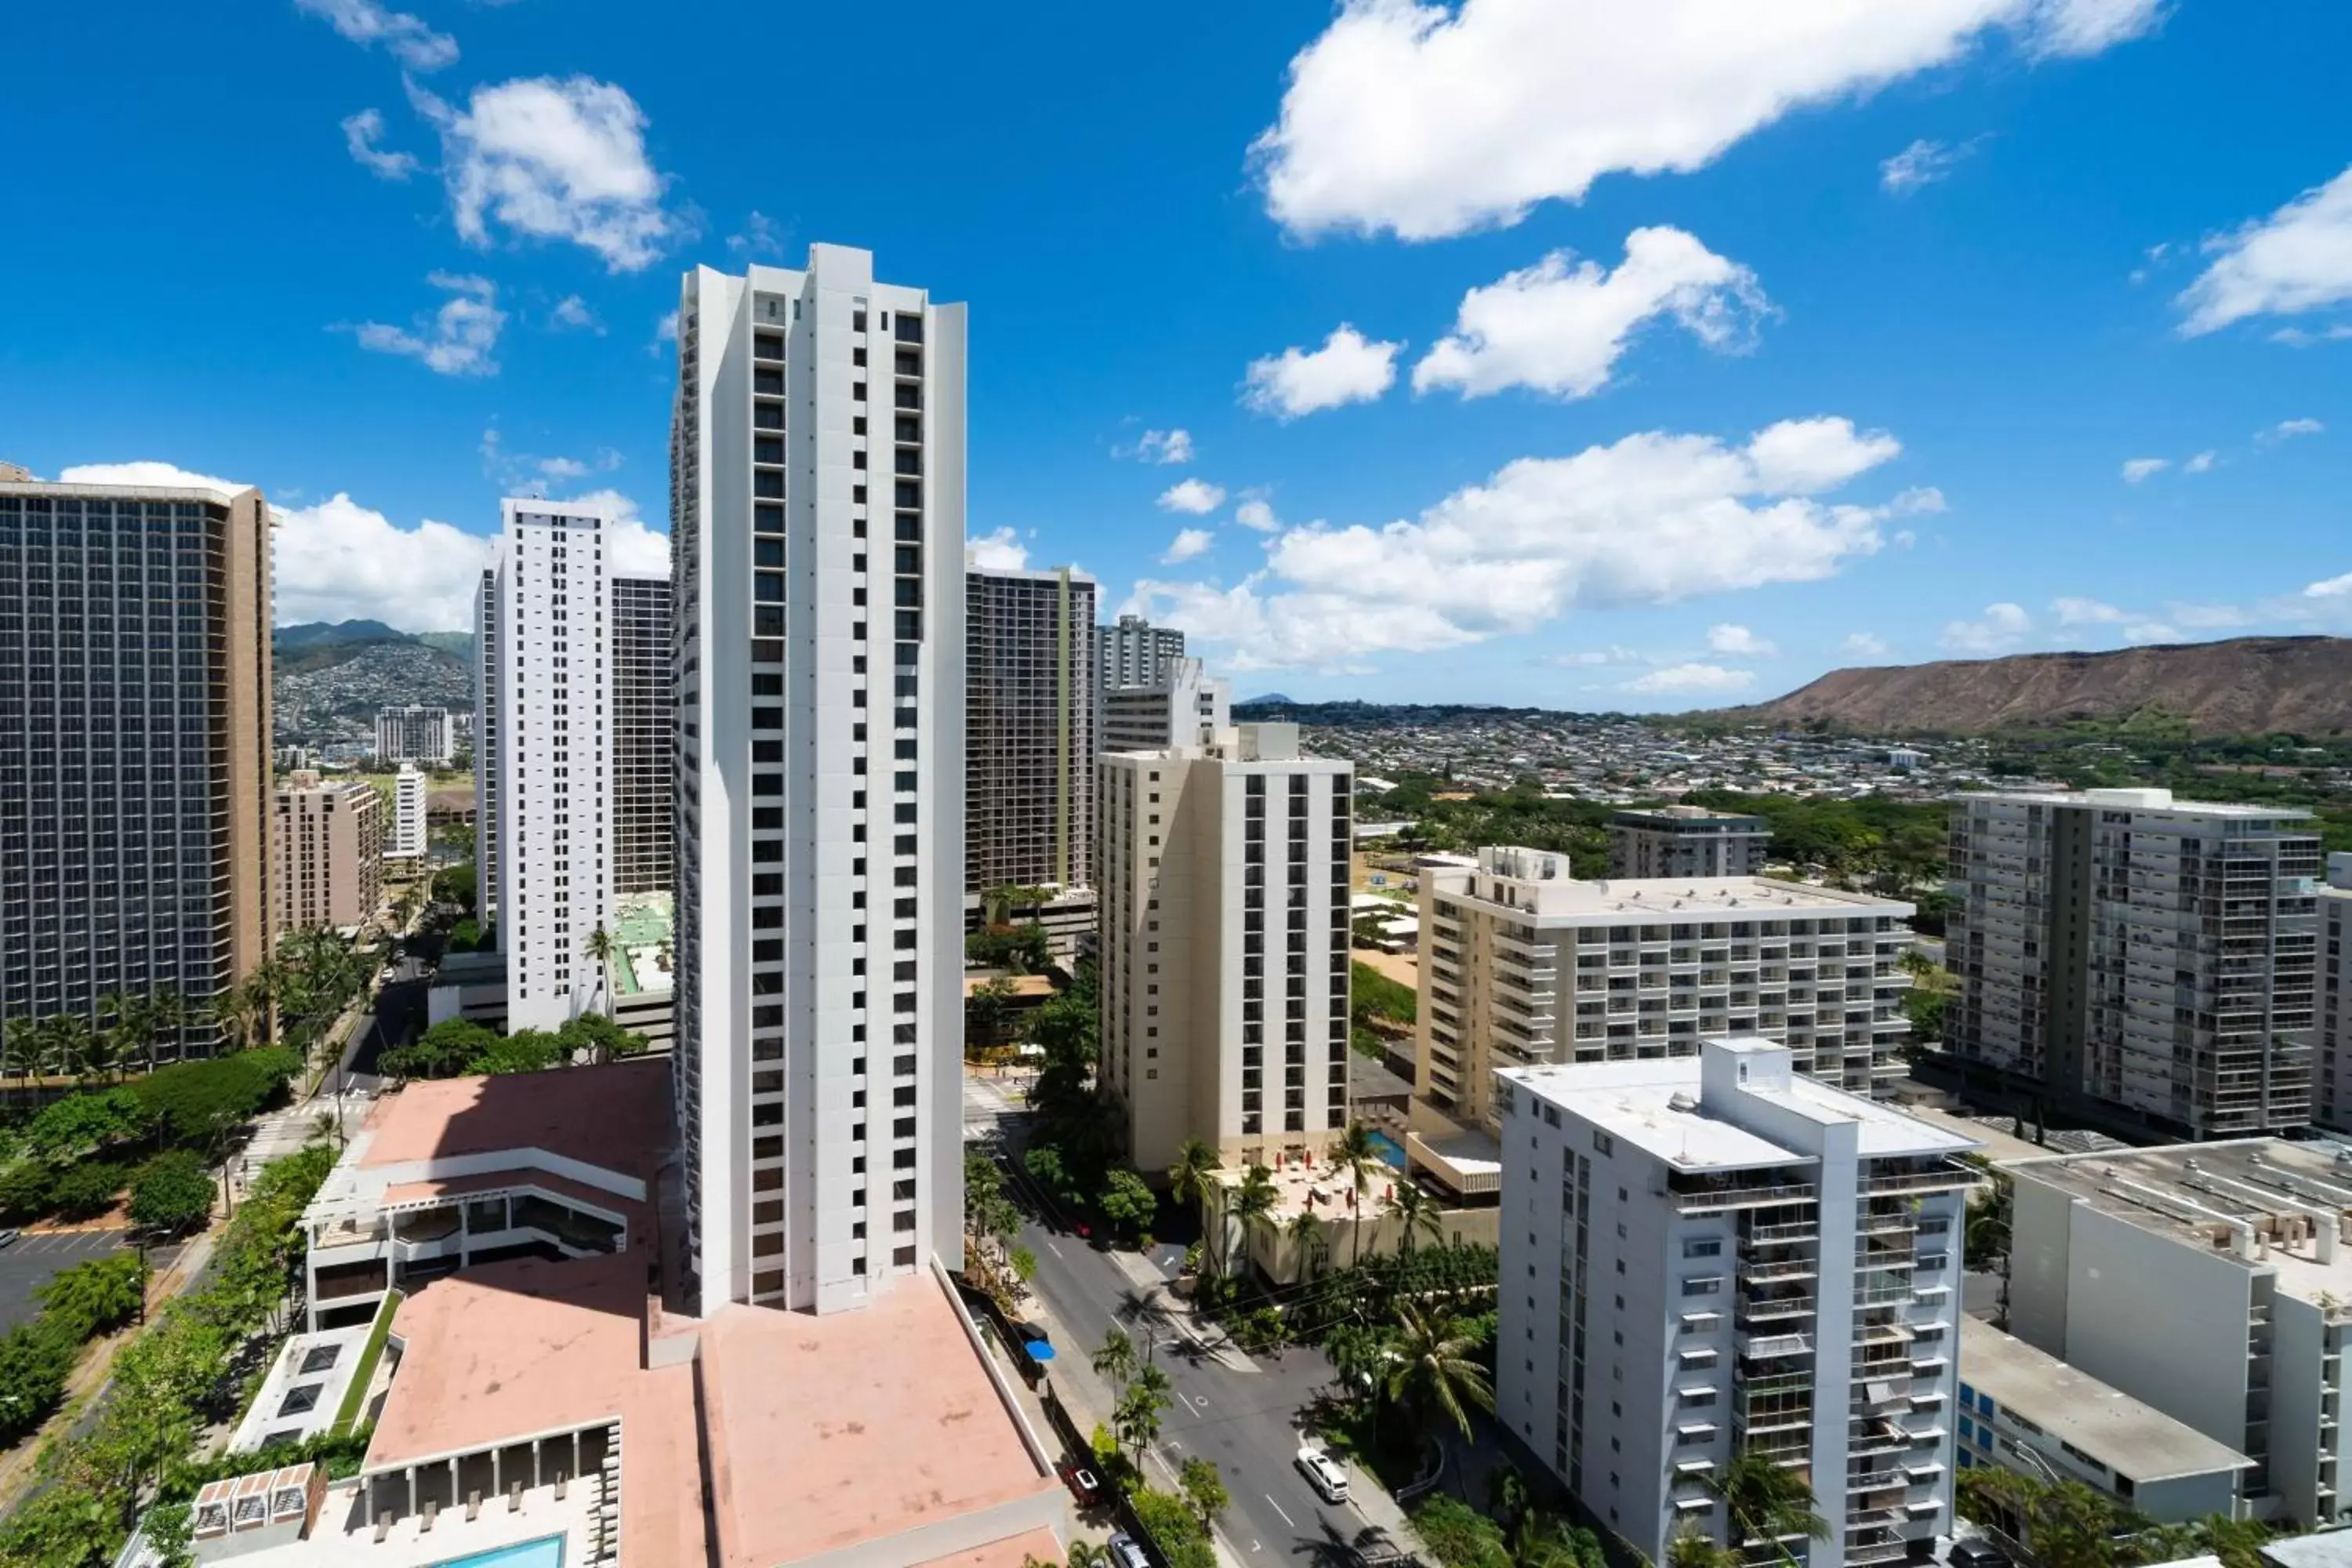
[961, 1071, 1037, 1144]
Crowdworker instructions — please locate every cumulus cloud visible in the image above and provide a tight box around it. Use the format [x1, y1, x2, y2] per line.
[727, 211, 786, 258]
[2176, 163, 2352, 336]
[2052, 596, 2125, 626]
[1128, 415, 1909, 671]
[1242, 325, 1400, 419]
[552, 488, 669, 578]
[1127, 429, 1195, 465]
[350, 272, 505, 376]
[1706, 623, 1777, 657]
[1624, 663, 1756, 696]
[1158, 478, 1227, 516]
[57, 461, 245, 495]
[1161, 528, 1214, 565]
[2273, 325, 2352, 347]
[1251, 0, 2165, 241]
[1941, 602, 2031, 654]
[649, 308, 678, 358]
[2120, 456, 2169, 483]
[1879, 137, 1976, 194]
[272, 494, 492, 629]
[342, 108, 420, 180]
[1411, 227, 1769, 401]
[966, 528, 1028, 572]
[294, 0, 456, 71]
[1842, 632, 1893, 659]
[1234, 498, 1279, 532]
[548, 295, 602, 333]
[2182, 449, 2216, 474]
[409, 74, 673, 273]
[2260, 417, 2324, 444]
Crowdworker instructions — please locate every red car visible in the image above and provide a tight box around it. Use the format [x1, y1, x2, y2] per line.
[1058, 1461, 1103, 1506]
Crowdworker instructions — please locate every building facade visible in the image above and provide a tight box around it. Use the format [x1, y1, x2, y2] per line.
[2318, 855, 2352, 1133]
[1415, 849, 1915, 1133]
[271, 775, 385, 934]
[1102, 655, 1229, 754]
[473, 566, 499, 922]
[1608, 806, 1771, 880]
[0, 477, 273, 1058]
[480, 498, 617, 1032]
[1496, 1040, 1976, 1568]
[1098, 612, 1183, 691]
[375, 706, 456, 766]
[2007, 1141, 2352, 1525]
[965, 564, 1096, 900]
[670, 245, 967, 1316]
[389, 763, 427, 860]
[1947, 788, 2321, 1138]
[1098, 724, 1352, 1172]
[611, 573, 673, 897]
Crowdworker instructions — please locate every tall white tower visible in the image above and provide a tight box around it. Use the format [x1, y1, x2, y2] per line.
[671, 244, 967, 1316]
[483, 497, 617, 1031]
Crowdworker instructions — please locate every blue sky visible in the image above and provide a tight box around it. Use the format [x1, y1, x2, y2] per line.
[3, 1, 2349, 710]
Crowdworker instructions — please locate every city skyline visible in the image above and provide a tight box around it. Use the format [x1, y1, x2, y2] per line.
[1, 3, 2346, 710]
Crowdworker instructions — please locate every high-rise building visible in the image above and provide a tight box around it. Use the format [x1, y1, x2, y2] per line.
[474, 566, 499, 921]
[0, 476, 273, 1057]
[479, 497, 616, 1033]
[965, 564, 1095, 899]
[272, 774, 386, 933]
[1098, 612, 1183, 691]
[1102, 655, 1229, 754]
[1495, 1040, 1976, 1568]
[1098, 723, 1352, 1172]
[611, 574, 673, 896]
[1608, 805, 1771, 879]
[2321, 855, 2352, 1132]
[375, 705, 456, 766]
[1947, 787, 2321, 1138]
[1414, 849, 1915, 1135]
[388, 762, 428, 859]
[671, 245, 966, 1316]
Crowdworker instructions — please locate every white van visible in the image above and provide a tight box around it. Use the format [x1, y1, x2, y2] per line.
[1295, 1446, 1349, 1504]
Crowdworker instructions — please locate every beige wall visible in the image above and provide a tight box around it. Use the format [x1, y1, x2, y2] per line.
[224, 489, 274, 981]
[273, 781, 386, 933]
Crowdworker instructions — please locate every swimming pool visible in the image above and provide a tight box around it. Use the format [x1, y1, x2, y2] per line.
[1367, 1129, 1407, 1170]
[430, 1535, 565, 1568]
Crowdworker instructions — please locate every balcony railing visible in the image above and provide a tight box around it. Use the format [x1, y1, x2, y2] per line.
[1671, 1178, 1818, 1214]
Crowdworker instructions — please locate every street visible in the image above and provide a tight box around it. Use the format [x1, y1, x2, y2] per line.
[969, 1072, 1412, 1568]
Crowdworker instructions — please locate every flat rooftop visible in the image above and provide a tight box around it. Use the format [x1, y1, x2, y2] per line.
[358, 1056, 673, 1173]
[1439, 861, 1909, 922]
[1958, 1318, 2254, 1482]
[2007, 1140, 2352, 1307]
[1958, 786, 2311, 821]
[611, 891, 673, 996]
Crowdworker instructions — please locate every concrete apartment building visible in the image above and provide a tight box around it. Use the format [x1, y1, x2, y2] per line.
[1103, 654, 1229, 753]
[1495, 1040, 1976, 1568]
[1413, 850, 1914, 1186]
[375, 706, 455, 766]
[965, 563, 1096, 902]
[611, 573, 673, 897]
[1098, 723, 1353, 1172]
[473, 565, 500, 921]
[1609, 805, 1772, 879]
[2318, 855, 2352, 1133]
[1947, 788, 2322, 1138]
[0, 476, 273, 1058]
[271, 775, 386, 935]
[388, 763, 426, 860]
[1955, 1317, 2253, 1523]
[671, 245, 966, 1316]
[1099, 611, 1183, 690]
[2007, 1141, 2352, 1525]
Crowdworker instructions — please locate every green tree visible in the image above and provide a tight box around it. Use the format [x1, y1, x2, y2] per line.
[1098, 1168, 1157, 1237]
[1223, 1163, 1279, 1274]
[1008, 1246, 1037, 1285]
[380, 1018, 498, 1080]
[129, 1152, 216, 1233]
[1178, 1456, 1229, 1526]
[49, 1160, 130, 1220]
[1708, 1449, 1830, 1562]
[1115, 1368, 1171, 1465]
[558, 1012, 648, 1063]
[1092, 1327, 1138, 1388]
[23, 1088, 143, 1162]
[1284, 1208, 1327, 1282]
[4, 1015, 46, 1102]
[583, 925, 615, 1010]
[467, 1029, 566, 1076]
[433, 860, 478, 911]
[0, 1320, 77, 1443]
[1665, 1525, 1740, 1568]
[1129, 1487, 1216, 1568]
[1167, 1138, 1220, 1207]
[1329, 1121, 1383, 1269]
[1411, 1495, 1513, 1568]
[36, 1252, 148, 1340]
[1383, 1301, 1495, 1446]
[966, 978, 1018, 1054]
[1386, 1178, 1443, 1259]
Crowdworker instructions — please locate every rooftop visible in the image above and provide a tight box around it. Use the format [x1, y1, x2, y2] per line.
[358, 1056, 673, 1173]
[1958, 786, 2312, 821]
[611, 891, 673, 996]
[1612, 805, 1769, 827]
[1434, 855, 1910, 922]
[1958, 1318, 2255, 1482]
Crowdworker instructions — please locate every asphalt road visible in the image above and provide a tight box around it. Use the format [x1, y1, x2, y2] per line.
[0, 1230, 126, 1334]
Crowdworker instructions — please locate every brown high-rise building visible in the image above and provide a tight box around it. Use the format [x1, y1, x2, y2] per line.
[272, 775, 386, 934]
[0, 474, 274, 1058]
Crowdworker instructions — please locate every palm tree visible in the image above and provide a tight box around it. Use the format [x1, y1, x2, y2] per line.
[144, 988, 187, 1072]
[1707, 1449, 1828, 1563]
[1284, 1208, 1326, 1283]
[1381, 1301, 1494, 1446]
[38, 1013, 91, 1085]
[1167, 1138, 1220, 1206]
[1092, 1327, 1138, 1388]
[2, 1017, 42, 1105]
[1065, 1544, 1112, 1568]
[1666, 1525, 1740, 1568]
[1387, 1178, 1444, 1260]
[1323, 1322, 1391, 1403]
[1229, 1163, 1279, 1276]
[1116, 1367, 1171, 1465]
[1329, 1121, 1382, 1269]
[583, 924, 615, 1013]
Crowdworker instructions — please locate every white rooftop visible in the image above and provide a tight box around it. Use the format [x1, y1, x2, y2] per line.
[1433, 857, 1909, 922]
[1958, 1318, 2254, 1483]
[1958, 786, 2310, 820]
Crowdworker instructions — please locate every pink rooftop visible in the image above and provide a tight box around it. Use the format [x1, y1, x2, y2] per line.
[358, 1055, 674, 1171]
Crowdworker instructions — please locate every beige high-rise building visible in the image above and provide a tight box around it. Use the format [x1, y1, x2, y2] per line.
[272, 774, 385, 934]
[1098, 723, 1352, 1172]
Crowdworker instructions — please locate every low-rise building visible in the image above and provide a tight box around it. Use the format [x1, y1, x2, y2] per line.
[272, 773, 386, 935]
[1956, 1316, 2254, 1523]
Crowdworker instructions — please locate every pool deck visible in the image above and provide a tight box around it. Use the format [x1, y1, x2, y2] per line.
[119, 1477, 596, 1568]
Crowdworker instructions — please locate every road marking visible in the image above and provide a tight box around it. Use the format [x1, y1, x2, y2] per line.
[1172, 1387, 1201, 1417]
[1250, 1544, 1262, 1555]
[1264, 1494, 1296, 1528]
[1046, 1241, 1064, 1258]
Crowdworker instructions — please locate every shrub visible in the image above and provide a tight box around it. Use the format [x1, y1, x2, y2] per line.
[1130, 1488, 1216, 1568]
[0, 1160, 54, 1222]
[48, 1159, 128, 1220]
[129, 1150, 216, 1232]
[1413, 1496, 1512, 1568]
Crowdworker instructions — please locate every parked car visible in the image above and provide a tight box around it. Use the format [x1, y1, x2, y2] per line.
[1109, 1534, 1151, 1568]
[0, 1229, 17, 1249]
[1295, 1445, 1349, 1504]
[1057, 1461, 1102, 1506]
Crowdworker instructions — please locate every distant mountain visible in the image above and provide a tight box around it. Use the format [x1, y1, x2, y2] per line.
[274, 619, 410, 650]
[415, 631, 474, 659]
[272, 622, 471, 738]
[1237, 693, 1295, 707]
[1715, 636, 2352, 736]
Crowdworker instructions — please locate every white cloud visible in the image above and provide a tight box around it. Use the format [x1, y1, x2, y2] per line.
[2272, 325, 2352, 347]
[1129, 429, 1195, 465]
[271, 494, 492, 629]
[727, 211, 786, 258]
[1879, 137, 1976, 194]
[2119, 456, 2169, 483]
[350, 272, 505, 376]
[2183, 448, 2216, 474]
[552, 488, 669, 578]
[342, 108, 420, 180]
[1624, 662, 1755, 695]
[1889, 485, 1947, 515]
[1242, 325, 1400, 419]
[294, 0, 456, 71]
[2307, 572, 2352, 600]
[966, 527, 1028, 572]
[648, 308, 678, 358]
[2121, 620, 2180, 644]
[57, 461, 245, 495]
[549, 295, 603, 333]
[1547, 646, 1644, 667]
[1842, 632, 1893, 659]
[1234, 498, 1279, 532]
[1130, 415, 1907, 670]
[1940, 602, 2031, 653]
[1158, 478, 1227, 516]
[1161, 528, 1214, 565]
[1411, 227, 1769, 401]
[1706, 623, 1778, 657]
[2051, 596, 2125, 626]
[2176, 163, 2352, 336]
[410, 75, 672, 273]
[1250, 0, 2164, 241]
[2261, 417, 2325, 444]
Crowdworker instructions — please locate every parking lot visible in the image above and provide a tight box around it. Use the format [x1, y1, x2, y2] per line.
[0, 1229, 127, 1333]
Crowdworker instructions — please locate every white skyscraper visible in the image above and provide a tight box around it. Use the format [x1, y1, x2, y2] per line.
[1102, 655, 1229, 754]
[671, 245, 966, 1316]
[479, 497, 616, 1032]
[389, 762, 427, 859]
